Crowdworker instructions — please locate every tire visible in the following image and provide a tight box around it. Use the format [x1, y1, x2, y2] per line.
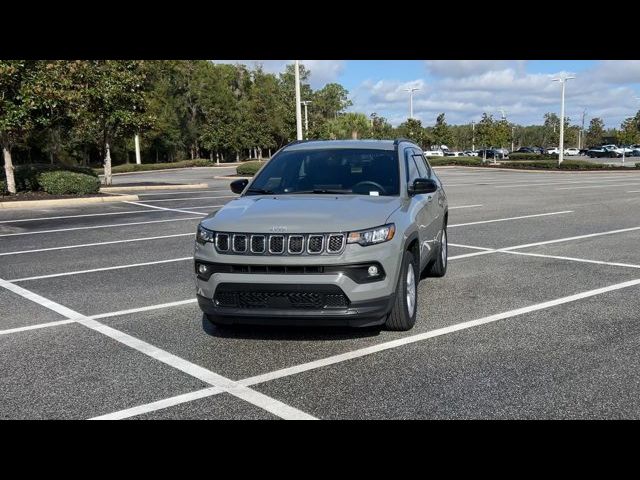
[385, 250, 418, 331]
[426, 225, 448, 278]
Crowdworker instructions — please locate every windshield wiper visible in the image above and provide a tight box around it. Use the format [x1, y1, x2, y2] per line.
[292, 189, 352, 195]
[246, 188, 276, 195]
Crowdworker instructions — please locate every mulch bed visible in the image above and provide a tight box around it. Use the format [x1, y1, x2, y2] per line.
[0, 192, 110, 202]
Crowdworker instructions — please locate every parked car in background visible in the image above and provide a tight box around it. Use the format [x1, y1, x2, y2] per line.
[547, 147, 560, 155]
[564, 148, 580, 156]
[476, 149, 503, 159]
[514, 147, 537, 154]
[579, 148, 589, 155]
[532, 147, 545, 154]
[463, 150, 479, 157]
[444, 151, 466, 157]
[587, 147, 620, 158]
[425, 150, 445, 157]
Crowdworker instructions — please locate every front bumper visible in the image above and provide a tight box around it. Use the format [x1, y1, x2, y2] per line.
[197, 288, 394, 327]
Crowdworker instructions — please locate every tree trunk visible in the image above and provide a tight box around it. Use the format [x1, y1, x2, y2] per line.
[3, 147, 16, 194]
[268, 148, 271, 158]
[236, 152, 240, 162]
[216, 152, 220, 165]
[104, 142, 112, 186]
[351, 130, 358, 140]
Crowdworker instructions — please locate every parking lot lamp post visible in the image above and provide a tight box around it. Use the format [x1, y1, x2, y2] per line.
[471, 121, 475, 151]
[134, 134, 141, 165]
[404, 87, 420, 119]
[301, 101, 312, 139]
[511, 126, 515, 153]
[295, 60, 303, 141]
[552, 75, 575, 166]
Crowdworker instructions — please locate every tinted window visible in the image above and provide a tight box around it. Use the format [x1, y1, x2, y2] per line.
[411, 149, 429, 178]
[248, 148, 399, 196]
[405, 148, 421, 184]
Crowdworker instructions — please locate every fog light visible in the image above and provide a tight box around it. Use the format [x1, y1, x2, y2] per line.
[198, 264, 210, 275]
[367, 265, 379, 276]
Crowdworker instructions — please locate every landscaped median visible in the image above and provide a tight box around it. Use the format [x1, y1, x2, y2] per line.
[233, 157, 640, 177]
[0, 163, 141, 209]
[93, 159, 241, 175]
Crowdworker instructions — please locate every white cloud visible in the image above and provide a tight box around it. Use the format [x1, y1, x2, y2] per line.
[352, 62, 640, 128]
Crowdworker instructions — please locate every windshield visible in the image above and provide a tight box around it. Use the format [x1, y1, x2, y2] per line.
[246, 148, 400, 196]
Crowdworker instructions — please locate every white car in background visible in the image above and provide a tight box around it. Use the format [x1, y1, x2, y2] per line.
[425, 150, 445, 157]
[444, 151, 466, 157]
[547, 147, 560, 155]
[463, 150, 479, 157]
[564, 148, 580, 156]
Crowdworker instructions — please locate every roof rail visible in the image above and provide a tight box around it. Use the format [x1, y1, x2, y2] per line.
[286, 139, 312, 146]
[393, 138, 419, 146]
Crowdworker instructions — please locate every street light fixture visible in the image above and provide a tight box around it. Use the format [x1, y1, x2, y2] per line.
[552, 74, 575, 165]
[404, 87, 421, 119]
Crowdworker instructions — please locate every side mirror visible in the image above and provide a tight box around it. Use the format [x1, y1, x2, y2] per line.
[230, 178, 249, 194]
[409, 178, 438, 196]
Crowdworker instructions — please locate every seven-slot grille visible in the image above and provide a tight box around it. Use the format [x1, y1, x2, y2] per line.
[213, 233, 346, 255]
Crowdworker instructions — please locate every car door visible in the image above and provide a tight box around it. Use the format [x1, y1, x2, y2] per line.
[406, 147, 438, 270]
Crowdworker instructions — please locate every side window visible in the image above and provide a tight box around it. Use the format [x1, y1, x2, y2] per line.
[405, 148, 420, 184]
[420, 154, 433, 178]
[411, 149, 429, 178]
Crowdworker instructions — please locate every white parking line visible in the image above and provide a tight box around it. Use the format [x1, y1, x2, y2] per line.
[0, 217, 202, 238]
[9, 257, 192, 283]
[501, 250, 640, 270]
[449, 204, 483, 210]
[123, 201, 207, 216]
[89, 299, 198, 320]
[0, 319, 75, 336]
[140, 195, 236, 203]
[0, 233, 194, 257]
[449, 210, 573, 228]
[0, 278, 316, 421]
[95, 276, 640, 419]
[556, 182, 640, 191]
[138, 190, 224, 196]
[90, 387, 224, 420]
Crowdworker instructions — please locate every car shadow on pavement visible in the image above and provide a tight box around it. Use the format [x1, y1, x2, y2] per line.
[202, 315, 382, 341]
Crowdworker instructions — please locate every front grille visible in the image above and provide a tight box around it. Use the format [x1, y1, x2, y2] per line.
[269, 235, 285, 254]
[215, 233, 229, 252]
[251, 235, 265, 253]
[327, 234, 345, 253]
[214, 288, 349, 310]
[213, 232, 345, 256]
[307, 235, 324, 254]
[288, 235, 304, 254]
[233, 234, 247, 253]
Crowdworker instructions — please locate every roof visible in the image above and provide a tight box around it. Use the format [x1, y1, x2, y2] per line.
[284, 139, 401, 151]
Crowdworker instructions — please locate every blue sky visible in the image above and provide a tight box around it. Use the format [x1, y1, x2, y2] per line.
[214, 60, 640, 128]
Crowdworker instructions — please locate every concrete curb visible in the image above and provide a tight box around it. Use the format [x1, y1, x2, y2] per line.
[0, 194, 140, 210]
[98, 165, 241, 177]
[213, 175, 252, 180]
[100, 183, 208, 192]
[433, 165, 639, 174]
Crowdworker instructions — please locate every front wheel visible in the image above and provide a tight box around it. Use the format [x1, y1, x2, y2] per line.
[385, 251, 418, 331]
[425, 225, 448, 277]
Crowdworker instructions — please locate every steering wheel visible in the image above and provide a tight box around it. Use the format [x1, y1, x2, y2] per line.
[352, 181, 387, 195]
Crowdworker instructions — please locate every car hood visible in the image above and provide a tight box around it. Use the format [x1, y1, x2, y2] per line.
[201, 195, 402, 233]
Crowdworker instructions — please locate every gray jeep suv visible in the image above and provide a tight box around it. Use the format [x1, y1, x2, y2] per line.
[194, 139, 448, 331]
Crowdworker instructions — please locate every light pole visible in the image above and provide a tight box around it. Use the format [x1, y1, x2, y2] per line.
[511, 126, 515, 153]
[404, 87, 420, 119]
[471, 121, 475, 151]
[134, 134, 141, 165]
[552, 75, 575, 165]
[301, 101, 312, 138]
[294, 60, 303, 141]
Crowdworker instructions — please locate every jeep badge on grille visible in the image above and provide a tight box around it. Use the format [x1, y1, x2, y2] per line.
[270, 226, 287, 233]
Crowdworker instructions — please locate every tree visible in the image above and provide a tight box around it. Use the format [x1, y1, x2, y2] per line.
[431, 113, 453, 148]
[321, 113, 370, 140]
[585, 117, 605, 148]
[397, 118, 427, 147]
[475, 113, 494, 153]
[618, 112, 640, 145]
[71, 61, 150, 185]
[368, 113, 394, 139]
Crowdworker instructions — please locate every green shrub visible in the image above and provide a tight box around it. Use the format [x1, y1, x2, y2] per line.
[3, 164, 99, 192]
[427, 157, 483, 166]
[37, 171, 101, 195]
[507, 153, 559, 160]
[0, 179, 6, 195]
[236, 160, 264, 176]
[495, 160, 624, 170]
[102, 159, 214, 174]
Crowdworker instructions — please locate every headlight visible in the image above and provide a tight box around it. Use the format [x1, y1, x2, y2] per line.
[347, 223, 395, 246]
[196, 224, 215, 244]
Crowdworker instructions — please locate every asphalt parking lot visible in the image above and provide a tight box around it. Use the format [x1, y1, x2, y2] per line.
[2, 165, 640, 419]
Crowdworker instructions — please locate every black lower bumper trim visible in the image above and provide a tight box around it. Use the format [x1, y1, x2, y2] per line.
[197, 293, 395, 328]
